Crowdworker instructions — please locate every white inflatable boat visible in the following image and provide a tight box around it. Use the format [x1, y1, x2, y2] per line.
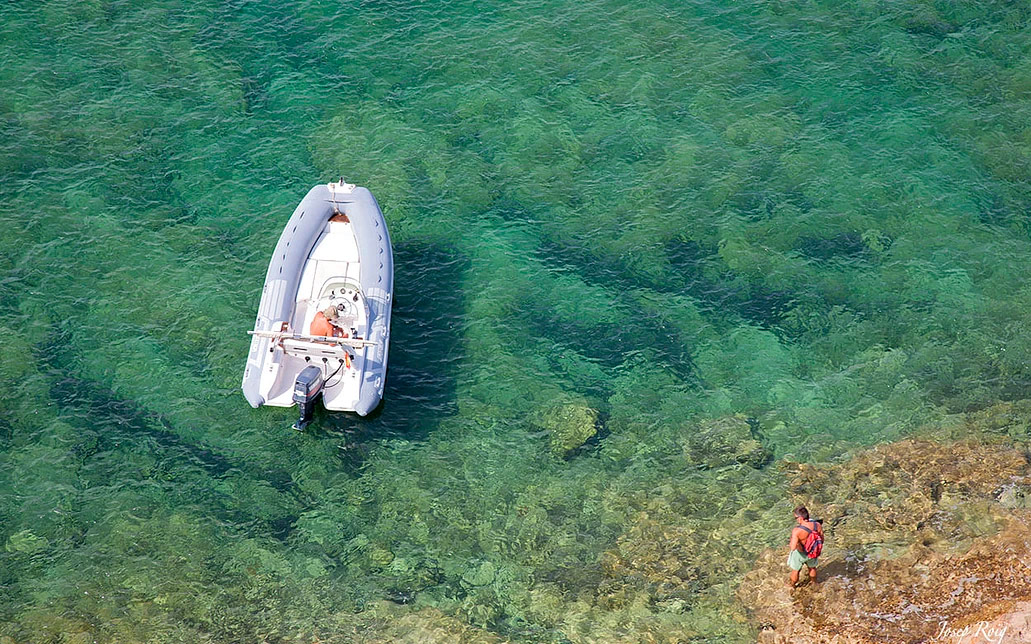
[241, 180, 393, 426]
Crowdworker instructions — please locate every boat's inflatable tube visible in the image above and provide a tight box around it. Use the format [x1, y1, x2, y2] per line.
[241, 183, 392, 415]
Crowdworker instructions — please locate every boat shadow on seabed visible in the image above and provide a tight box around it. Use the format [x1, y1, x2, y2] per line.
[317, 240, 470, 467]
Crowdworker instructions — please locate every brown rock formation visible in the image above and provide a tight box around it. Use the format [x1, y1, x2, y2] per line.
[740, 439, 1031, 643]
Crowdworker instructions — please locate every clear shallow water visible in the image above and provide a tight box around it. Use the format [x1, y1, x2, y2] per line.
[1, 0, 1030, 641]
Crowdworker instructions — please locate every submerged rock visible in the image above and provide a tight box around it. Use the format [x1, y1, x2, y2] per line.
[352, 601, 508, 643]
[5, 529, 48, 556]
[461, 560, 497, 588]
[682, 414, 771, 469]
[534, 399, 599, 458]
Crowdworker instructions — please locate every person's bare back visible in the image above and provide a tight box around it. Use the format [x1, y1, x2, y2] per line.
[787, 505, 823, 587]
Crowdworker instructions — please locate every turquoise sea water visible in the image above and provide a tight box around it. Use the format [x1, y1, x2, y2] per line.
[1, 0, 1030, 641]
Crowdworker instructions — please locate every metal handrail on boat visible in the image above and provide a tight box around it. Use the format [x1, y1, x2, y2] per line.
[247, 330, 377, 348]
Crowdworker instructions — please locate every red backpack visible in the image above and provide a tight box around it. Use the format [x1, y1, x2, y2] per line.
[799, 523, 823, 558]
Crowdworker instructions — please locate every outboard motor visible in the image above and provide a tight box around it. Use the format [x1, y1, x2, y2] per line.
[292, 365, 324, 431]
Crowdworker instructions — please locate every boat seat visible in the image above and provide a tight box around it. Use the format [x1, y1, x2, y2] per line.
[281, 338, 349, 360]
[294, 300, 312, 332]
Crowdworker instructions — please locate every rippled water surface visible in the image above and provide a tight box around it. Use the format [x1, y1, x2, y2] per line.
[2, 1, 1030, 641]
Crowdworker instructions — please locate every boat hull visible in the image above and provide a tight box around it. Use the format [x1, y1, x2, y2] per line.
[241, 182, 393, 416]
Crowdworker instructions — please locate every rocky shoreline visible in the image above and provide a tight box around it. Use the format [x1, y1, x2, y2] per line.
[339, 408, 1031, 644]
[739, 433, 1031, 643]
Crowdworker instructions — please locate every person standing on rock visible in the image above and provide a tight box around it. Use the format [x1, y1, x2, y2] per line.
[787, 505, 823, 588]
